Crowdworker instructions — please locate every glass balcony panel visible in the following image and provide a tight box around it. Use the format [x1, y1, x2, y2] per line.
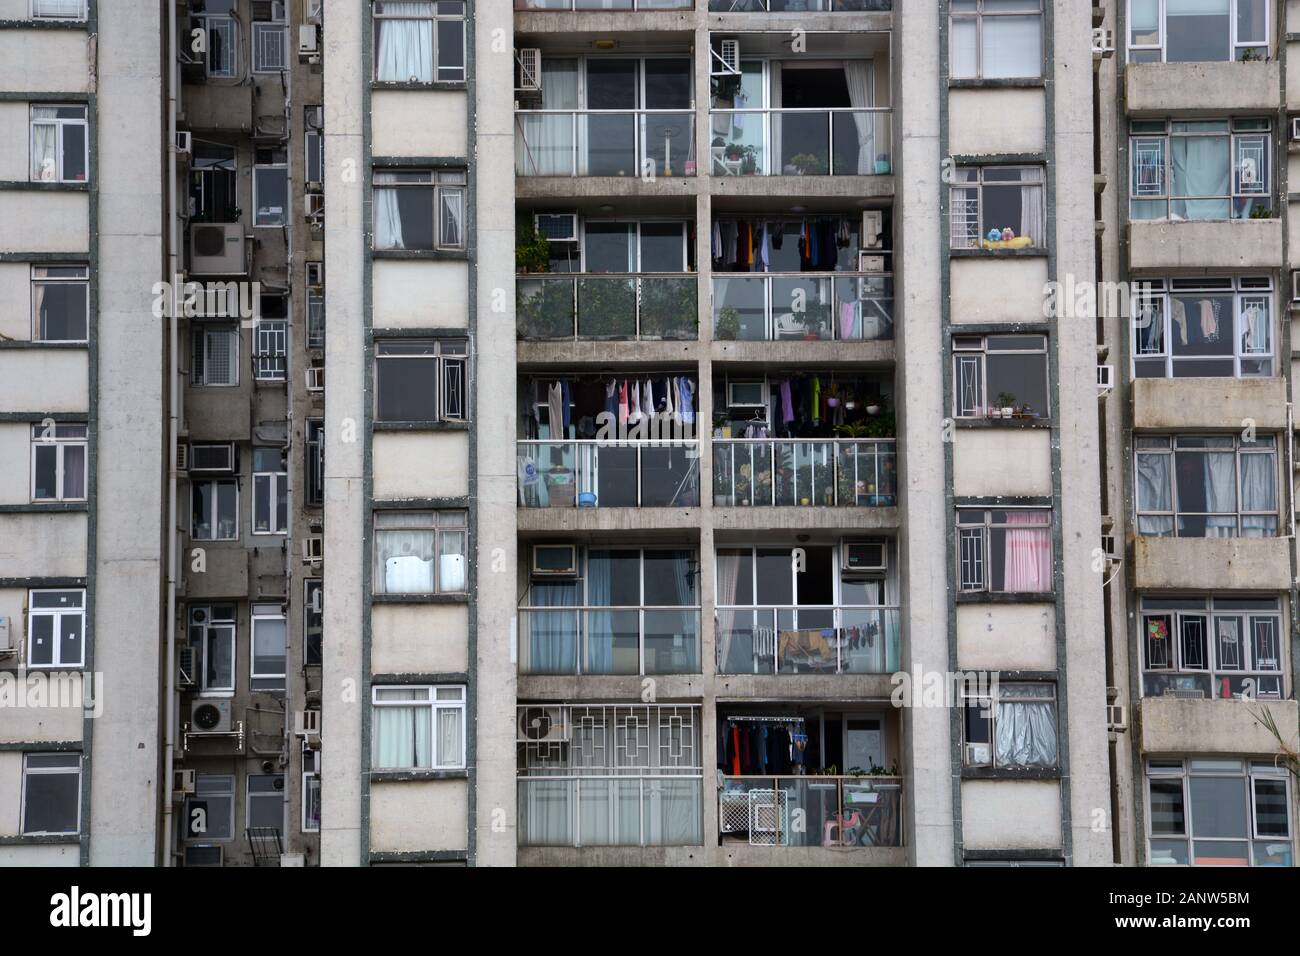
[640, 445, 700, 507]
[771, 277, 833, 340]
[583, 608, 640, 675]
[576, 276, 636, 338]
[638, 276, 697, 339]
[517, 276, 576, 339]
[643, 609, 700, 674]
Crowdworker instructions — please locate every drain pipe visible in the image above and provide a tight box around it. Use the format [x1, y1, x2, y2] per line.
[163, 0, 181, 867]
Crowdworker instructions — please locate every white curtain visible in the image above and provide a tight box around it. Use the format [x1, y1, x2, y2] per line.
[1202, 451, 1237, 537]
[1020, 173, 1045, 246]
[843, 61, 875, 175]
[30, 118, 56, 181]
[1136, 453, 1174, 535]
[994, 686, 1057, 768]
[436, 708, 462, 766]
[374, 702, 431, 768]
[375, 529, 435, 592]
[982, 14, 1043, 79]
[517, 59, 578, 175]
[1171, 136, 1230, 220]
[950, 17, 978, 78]
[715, 551, 741, 672]
[1239, 453, 1276, 537]
[34, 0, 85, 15]
[1002, 511, 1051, 593]
[373, 175, 405, 250]
[375, 3, 434, 83]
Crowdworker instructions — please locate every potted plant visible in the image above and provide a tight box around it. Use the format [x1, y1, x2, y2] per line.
[874, 152, 891, 175]
[789, 152, 828, 176]
[1249, 205, 1274, 219]
[715, 305, 741, 341]
[515, 221, 551, 274]
[996, 392, 1016, 419]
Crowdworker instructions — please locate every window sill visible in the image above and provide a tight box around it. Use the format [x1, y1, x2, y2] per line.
[369, 768, 469, 783]
[0, 502, 88, 513]
[948, 77, 1047, 90]
[961, 767, 1061, 781]
[372, 420, 470, 432]
[0, 181, 89, 192]
[949, 247, 1048, 259]
[0, 834, 80, 845]
[371, 249, 469, 262]
[0, 340, 88, 350]
[371, 592, 469, 605]
[955, 591, 1055, 605]
[371, 80, 468, 93]
[0, 19, 90, 30]
[955, 418, 1052, 429]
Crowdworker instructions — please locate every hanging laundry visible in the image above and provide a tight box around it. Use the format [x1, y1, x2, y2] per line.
[780, 380, 795, 424]
[618, 380, 629, 425]
[712, 221, 723, 261]
[756, 222, 770, 271]
[677, 378, 696, 425]
[547, 382, 565, 439]
[628, 377, 641, 422]
[561, 380, 572, 432]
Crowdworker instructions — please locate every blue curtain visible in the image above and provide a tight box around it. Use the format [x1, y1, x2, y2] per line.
[587, 552, 613, 673]
[530, 581, 578, 673]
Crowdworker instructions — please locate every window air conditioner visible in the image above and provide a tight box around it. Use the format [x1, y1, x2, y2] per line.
[711, 38, 740, 76]
[964, 742, 991, 766]
[298, 24, 320, 62]
[0, 617, 13, 655]
[841, 540, 887, 574]
[189, 442, 236, 474]
[858, 252, 885, 274]
[532, 544, 578, 576]
[1106, 703, 1127, 732]
[534, 213, 578, 243]
[861, 210, 883, 248]
[515, 48, 542, 92]
[183, 845, 223, 868]
[727, 381, 766, 409]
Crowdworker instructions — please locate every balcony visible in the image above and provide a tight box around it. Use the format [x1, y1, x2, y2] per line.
[710, 0, 891, 7]
[719, 775, 902, 848]
[707, 109, 891, 177]
[517, 274, 697, 340]
[518, 606, 701, 675]
[517, 0, 692, 7]
[716, 606, 901, 675]
[515, 110, 696, 178]
[518, 439, 701, 508]
[713, 273, 892, 342]
[712, 438, 896, 508]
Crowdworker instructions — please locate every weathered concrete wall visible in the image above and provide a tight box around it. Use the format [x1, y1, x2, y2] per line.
[953, 429, 1052, 497]
[1128, 220, 1283, 271]
[372, 432, 469, 499]
[956, 603, 1056, 672]
[1133, 536, 1292, 591]
[949, 88, 1046, 156]
[372, 260, 468, 328]
[369, 779, 469, 852]
[370, 603, 469, 675]
[1139, 698, 1299, 755]
[371, 91, 468, 157]
[1132, 378, 1289, 431]
[0, 351, 89, 411]
[950, 257, 1050, 323]
[961, 779, 1061, 850]
[1126, 61, 1280, 113]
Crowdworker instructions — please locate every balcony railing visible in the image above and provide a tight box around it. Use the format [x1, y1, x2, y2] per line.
[515, 109, 696, 177]
[518, 440, 701, 508]
[518, 773, 704, 847]
[518, 0, 692, 7]
[713, 438, 896, 508]
[710, 0, 889, 8]
[716, 606, 901, 675]
[708, 109, 891, 177]
[719, 775, 903, 847]
[713, 273, 893, 341]
[517, 274, 697, 340]
[518, 606, 701, 675]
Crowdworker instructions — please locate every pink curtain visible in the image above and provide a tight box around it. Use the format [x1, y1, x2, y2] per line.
[1003, 511, 1051, 592]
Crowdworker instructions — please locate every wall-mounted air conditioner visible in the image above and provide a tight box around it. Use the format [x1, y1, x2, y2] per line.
[0, 617, 12, 656]
[175, 131, 192, 157]
[190, 698, 232, 734]
[858, 252, 886, 274]
[534, 213, 578, 243]
[515, 48, 542, 92]
[861, 210, 883, 249]
[964, 742, 991, 767]
[177, 646, 197, 688]
[298, 24, 320, 62]
[711, 38, 740, 76]
[189, 442, 236, 474]
[189, 223, 245, 276]
[841, 540, 887, 574]
[532, 544, 578, 576]
[183, 845, 223, 868]
[727, 380, 766, 409]
[518, 706, 569, 743]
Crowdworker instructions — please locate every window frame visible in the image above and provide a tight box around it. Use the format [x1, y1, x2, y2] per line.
[304, 578, 323, 666]
[190, 604, 237, 695]
[252, 20, 289, 74]
[250, 603, 287, 691]
[185, 772, 235, 842]
[191, 477, 240, 542]
[372, 0, 467, 84]
[253, 318, 288, 382]
[1133, 434, 1279, 538]
[251, 447, 288, 535]
[301, 770, 321, 833]
[373, 337, 468, 424]
[253, 148, 289, 227]
[1131, 276, 1274, 378]
[372, 168, 467, 252]
[949, 0, 1045, 81]
[1140, 596, 1284, 699]
[30, 422, 88, 503]
[372, 509, 468, 596]
[955, 507, 1054, 594]
[200, 11, 238, 78]
[30, 264, 89, 343]
[1128, 119, 1273, 221]
[961, 681, 1059, 770]
[21, 753, 81, 836]
[26, 588, 85, 669]
[948, 164, 1046, 251]
[31, 0, 88, 20]
[370, 684, 467, 771]
[1126, 0, 1271, 64]
[304, 417, 325, 507]
[951, 333, 1051, 419]
[246, 773, 284, 838]
[191, 325, 239, 387]
[29, 104, 88, 184]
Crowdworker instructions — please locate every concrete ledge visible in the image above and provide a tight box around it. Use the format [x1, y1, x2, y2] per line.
[712, 506, 899, 532]
[1138, 696, 1299, 755]
[1132, 535, 1292, 591]
[711, 339, 895, 366]
[1125, 61, 1280, 114]
[518, 845, 708, 866]
[517, 507, 701, 534]
[714, 673, 894, 699]
[709, 174, 895, 201]
[515, 176, 701, 200]
[717, 844, 905, 866]
[518, 674, 706, 700]
[1132, 377, 1289, 430]
[518, 339, 701, 366]
[515, 11, 696, 34]
[1128, 219, 1283, 271]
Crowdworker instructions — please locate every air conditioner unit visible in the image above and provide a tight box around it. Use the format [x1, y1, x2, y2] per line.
[858, 252, 886, 274]
[190, 698, 232, 734]
[534, 213, 578, 243]
[1097, 363, 1115, 393]
[1291, 269, 1300, 302]
[174, 768, 196, 798]
[304, 193, 324, 225]
[175, 443, 190, 475]
[711, 38, 740, 76]
[515, 48, 542, 92]
[532, 544, 578, 576]
[0, 616, 12, 655]
[1291, 117, 1300, 143]
[1106, 703, 1127, 732]
[177, 646, 197, 688]
[189, 223, 245, 276]
[182, 845, 223, 868]
[861, 210, 883, 248]
[189, 442, 236, 474]
[842, 540, 887, 574]
[727, 380, 766, 409]
[964, 742, 991, 766]
[294, 709, 321, 738]
[518, 706, 569, 743]
[305, 366, 324, 391]
[298, 24, 320, 62]
[175, 131, 192, 156]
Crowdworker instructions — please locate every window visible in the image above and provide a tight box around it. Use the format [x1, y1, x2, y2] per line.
[373, 1, 466, 83]
[963, 682, 1058, 769]
[31, 423, 87, 502]
[198, 1, 238, 78]
[304, 579, 323, 666]
[949, 166, 1044, 249]
[1130, 119, 1272, 221]
[254, 319, 288, 381]
[1128, 0, 1268, 64]
[190, 143, 238, 222]
[953, 334, 1049, 418]
[950, 0, 1044, 80]
[371, 684, 466, 770]
[252, 22, 289, 74]
[251, 604, 287, 692]
[373, 169, 466, 251]
[30, 105, 87, 183]
[521, 547, 701, 675]
[957, 508, 1052, 593]
[189, 605, 236, 693]
[305, 418, 325, 507]
[192, 479, 239, 541]
[305, 107, 324, 184]
[374, 338, 467, 422]
[1133, 277, 1273, 378]
[192, 325, 238, 386]
[22, 753, 80, 835]
[306, 261, 325, 350]
[1141, 596, 1283, 699]
[32, 0, 87, 19]
[185, 773, 235, 841]
[253, 148, 288, 227]
[517, 703, 702, 847]
[27, 589, 85, 668]
[1134, 435, 1277, 538]
[302, 771, 321, 832]
[1146, 758, 1291, 866]
[251, 447, 287, 535]
[373, 510, 467, 595]
[246, 774, 284, 838]
[31, 265, 88, 342]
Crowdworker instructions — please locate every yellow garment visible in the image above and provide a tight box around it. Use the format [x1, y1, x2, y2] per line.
[778, 628, 833, 663]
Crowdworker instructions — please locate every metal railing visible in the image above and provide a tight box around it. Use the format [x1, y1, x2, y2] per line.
[515, 109, 696, 177]
[517, 606, 701, 675]
[518, 0, 692, 7]
[712, 273, 893, 341]
[719, 775, 903, 847]
[709, 0, 890, 8]
[518, 439, 701, 508]
[518, 773, 704, 847]
[712, 438, 896, 507]
[715, 606, 901, 674]
[707, 108, 891, 176]
[517, 274, 697, 340]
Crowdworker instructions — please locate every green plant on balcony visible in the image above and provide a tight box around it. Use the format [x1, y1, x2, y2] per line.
[515, 222, 552, 274]
[789, 152, 829, 176]
[516, 279, 574, 339]
[1249, 205, 1274, 219]
[638, 276, 697, 340]
[715, 305, 741, 341]
[575, 277, 637, 338]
